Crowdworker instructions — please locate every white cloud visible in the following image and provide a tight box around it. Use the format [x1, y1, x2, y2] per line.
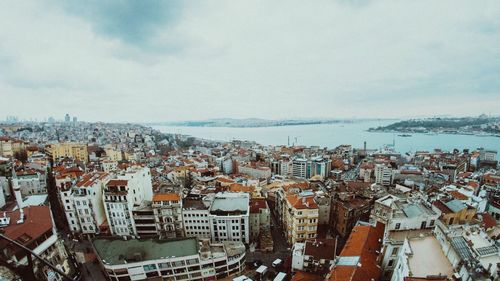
[0, 0, 499, 122]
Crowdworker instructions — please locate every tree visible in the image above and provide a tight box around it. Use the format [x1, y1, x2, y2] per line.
[13, 150, 28, 163]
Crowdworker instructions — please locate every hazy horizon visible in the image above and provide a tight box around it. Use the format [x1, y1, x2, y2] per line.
[1, 1, 500, 122]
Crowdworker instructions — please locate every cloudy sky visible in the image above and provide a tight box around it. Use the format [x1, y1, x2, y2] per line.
[1, 0, 499, 122]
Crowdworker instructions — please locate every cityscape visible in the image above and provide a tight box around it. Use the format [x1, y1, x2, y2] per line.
[1, 1, 500, 281]
[0, 115, 498, 281]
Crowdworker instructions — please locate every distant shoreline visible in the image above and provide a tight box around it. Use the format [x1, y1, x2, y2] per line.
[147, 118, 396, 128]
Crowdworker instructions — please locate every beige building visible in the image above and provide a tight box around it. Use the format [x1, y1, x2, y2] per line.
[46, 142, 88, 163]
[284, 192, 319, 244]
[0, 137, 13, 157]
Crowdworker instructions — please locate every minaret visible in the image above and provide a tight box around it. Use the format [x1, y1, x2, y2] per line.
[11, 168, 24, 210]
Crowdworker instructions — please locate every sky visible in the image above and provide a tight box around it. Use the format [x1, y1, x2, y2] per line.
[1, 0, 500, 123]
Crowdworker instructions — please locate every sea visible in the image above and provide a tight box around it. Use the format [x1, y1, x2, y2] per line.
[153, 120, 500, 153]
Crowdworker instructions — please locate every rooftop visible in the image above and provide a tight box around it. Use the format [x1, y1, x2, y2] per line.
[407, 236, 454, 278]
[209, 192, 249, 215]
[92, 237, 199, 265]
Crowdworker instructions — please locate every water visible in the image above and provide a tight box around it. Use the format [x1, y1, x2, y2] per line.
[153, 120, 500, 153]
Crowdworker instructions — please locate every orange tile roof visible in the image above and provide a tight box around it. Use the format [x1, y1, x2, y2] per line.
[328, 222, 385, 281]
[153, 193, 180, 202]
[287, 194, 318, 210]
[106, 179, 128, 187]
[291, 271, 323, 281]
[229, 183, 254, 193]
[76, 172, 108, 187]
[448, 190, 468, 201]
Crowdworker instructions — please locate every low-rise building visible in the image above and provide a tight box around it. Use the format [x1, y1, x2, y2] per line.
[0, 206, 75, 280]
[93, 237, 246, 281]
[291, 239, 336, 274]
[326, 222, 385, 281]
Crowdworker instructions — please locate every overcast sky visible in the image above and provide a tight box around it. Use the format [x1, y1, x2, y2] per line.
[1, 1, 499, 122]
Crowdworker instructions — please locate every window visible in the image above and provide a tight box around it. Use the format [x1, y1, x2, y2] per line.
[391, 247, 398, 256]
[388, 260, 394, 267]
[395, 223, 401, 230]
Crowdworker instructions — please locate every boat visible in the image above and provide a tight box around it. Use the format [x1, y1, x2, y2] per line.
[397, 134, 412, 137]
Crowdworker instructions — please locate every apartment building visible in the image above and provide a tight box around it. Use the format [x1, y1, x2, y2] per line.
[103, 167, 153, 237]
[182, 198, 211, 239]
[292, 157, 332, 179]
[46, 142, 89, 163]
[249, 198, 270, 242]
[60, 172, 110, 234]
[209, 192, 250, 244]
[152, 193, 183, 238]
[284, 192, 319, 244]
[375, 163, 392, 186]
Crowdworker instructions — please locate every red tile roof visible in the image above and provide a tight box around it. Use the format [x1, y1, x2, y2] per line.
[249, 198, 267, 214]
[287, 194, 318, 210]
[448, 190, 468, 201]
[291, 271, 323, 281]
[106, 179, 128, 187]
[482, 212, 497, 229]
[1, 206, 53, 249]
[328, 222, 385, 281]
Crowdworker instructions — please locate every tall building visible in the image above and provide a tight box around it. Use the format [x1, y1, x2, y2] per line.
[60, 172, 110, 235]
[208, 192, 250, 244]
[375, 164, 392, 186]
[284, 192, 319, 244]
[292, 157, 332, 179]
[152, 193, 184, 238]
[64, 113, 70, 123]
[102, 166, 153, 237]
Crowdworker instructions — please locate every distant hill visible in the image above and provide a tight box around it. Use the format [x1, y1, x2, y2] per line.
[369, 116, 500, 136]
[149, 118, 383, 128]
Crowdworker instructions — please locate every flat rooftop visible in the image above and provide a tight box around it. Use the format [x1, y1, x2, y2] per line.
[408, 236, 454, 278]
[93, 237, 199, 265]
[210, 192, 249, 214]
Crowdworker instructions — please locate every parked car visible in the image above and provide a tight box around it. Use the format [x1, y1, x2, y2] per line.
[272, 259, 283, 268]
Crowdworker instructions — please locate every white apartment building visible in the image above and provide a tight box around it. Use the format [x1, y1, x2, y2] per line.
[371, 194, 441, 279]
[375, 164, 392, 186]
[60, 172, 110, 234]
[182, 198, 212, 239]
[209, 192, 250, 244]
[292, 157, 332, 179]
[103, 166, 154, 237]
[238, 164, 272, 179]
[13, 171, 47, 197]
